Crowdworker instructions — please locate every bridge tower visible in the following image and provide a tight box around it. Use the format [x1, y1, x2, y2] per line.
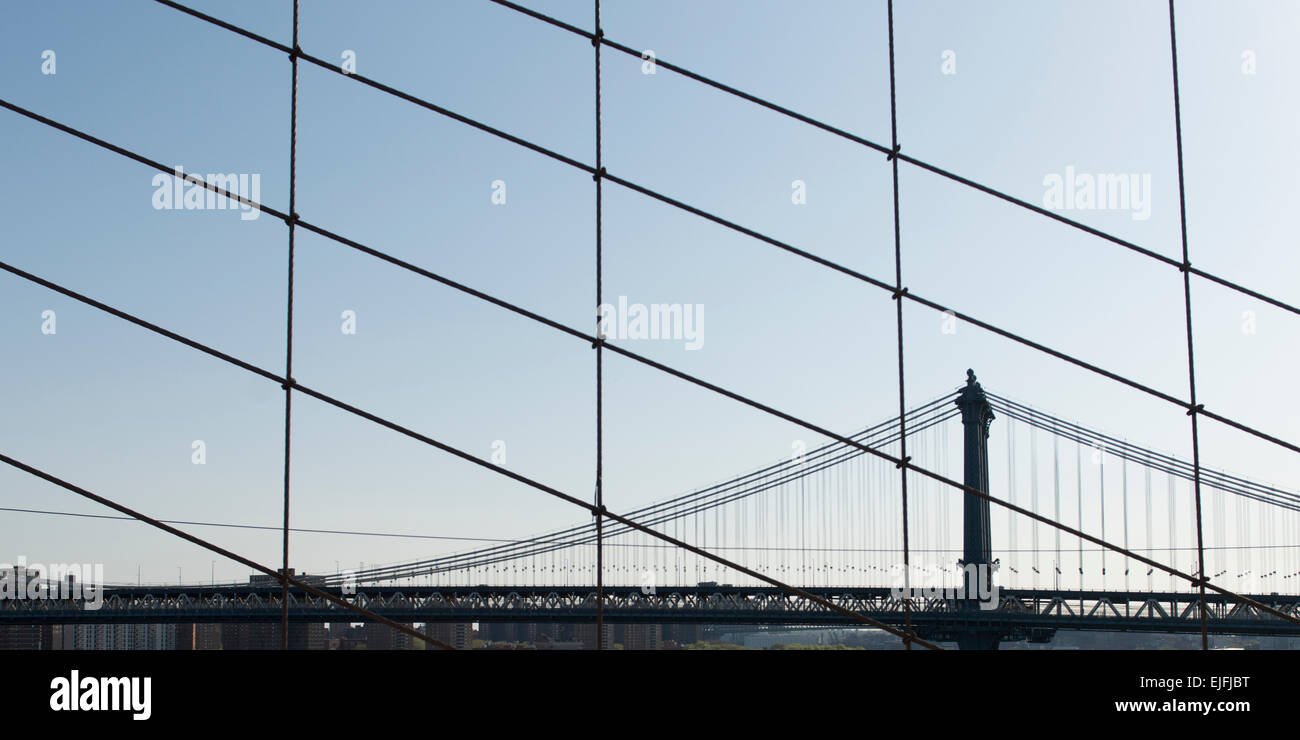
[955, 369, 1000, 649]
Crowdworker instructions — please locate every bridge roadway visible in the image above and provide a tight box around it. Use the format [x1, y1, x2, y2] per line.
[4, 585, 1300, 641]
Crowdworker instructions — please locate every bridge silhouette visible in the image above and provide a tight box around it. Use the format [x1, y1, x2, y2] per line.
[6, 371, 1299, 649]
[2, 0, 1299, 650]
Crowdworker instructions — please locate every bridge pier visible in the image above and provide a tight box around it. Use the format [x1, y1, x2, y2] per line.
[955, 370, 1001, 650]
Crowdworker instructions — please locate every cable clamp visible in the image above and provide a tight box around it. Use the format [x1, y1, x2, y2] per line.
[887, 144, 901, 161]
[289, 44, 303, 62]
[1179, 260, 1192, 273]
[283, 212, 300, 228]
[592, 166, 606, 182]
[281, 377, 297, 392]
[592, 504, 608, 517]
[1186, 403, 1203, 417]
[592, 28, 604, 47]
[891, 286, 909, 301]
[895, 455, 911, 470]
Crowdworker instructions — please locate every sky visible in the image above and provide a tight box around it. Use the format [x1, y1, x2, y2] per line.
[0, 0, 1297, 590]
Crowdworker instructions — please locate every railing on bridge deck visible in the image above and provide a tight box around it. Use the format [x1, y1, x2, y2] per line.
[5, 585, 1299, 643]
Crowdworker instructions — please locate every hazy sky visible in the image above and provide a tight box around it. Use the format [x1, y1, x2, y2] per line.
[1, 0, 1296, 589]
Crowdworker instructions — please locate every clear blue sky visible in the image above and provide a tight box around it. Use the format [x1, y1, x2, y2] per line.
[1, 0, 1296, 589]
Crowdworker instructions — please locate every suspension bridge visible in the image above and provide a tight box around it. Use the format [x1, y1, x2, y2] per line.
[2, 0, 1299, 651]
[5, 371, 1299, 649]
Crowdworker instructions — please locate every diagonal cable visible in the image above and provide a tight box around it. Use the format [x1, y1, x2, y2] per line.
[0, 268, 942, 646]
[2, 0, 1288, 647]
[3, 8, 1298, 628]
[72, 5, 1300, 459]
[1, 97, 1295, 624]
[3, 96, 1295, 464]
[2, 254, 1295, 631]
[480, 0, 1300, 320]
[0, 451, 453, 649]
[1, 96, 1292, 611]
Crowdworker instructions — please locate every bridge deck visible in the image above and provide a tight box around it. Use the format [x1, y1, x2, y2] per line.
[4, 586, 1298, 639]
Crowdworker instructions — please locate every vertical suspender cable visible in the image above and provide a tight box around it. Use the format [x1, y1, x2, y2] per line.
[592, 0, 606, 651]
[1146, 467, 1154, 590]
[279, 0, 301, 651]
[1100, 451, 1106, 586]
[1030, 423, 1038, 584]
[1076, 442, 1083, 581]
[885, 0, 914, 650]
[1167, 0, 1209, 649]
[1053, 424, 1061, 584]
[1169, 472, 1178, 591]
[1007, 415, 1016, 582]
[942, 415, 950, 568]
[1122, 456, 1130, 589]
